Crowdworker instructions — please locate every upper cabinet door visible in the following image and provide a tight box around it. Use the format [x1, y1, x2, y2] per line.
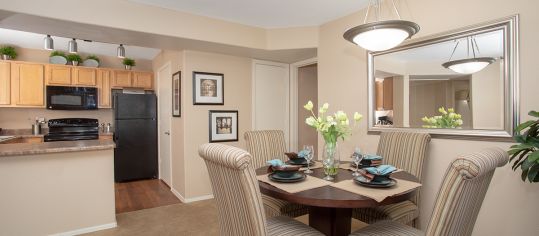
[0, 61, 11, 105]
[46, 65, 71, 85]
[73, 67, 97, 86]
[97, 69, 112, 108]
[12, 63, 44, 106]
[112, 70, 132, 88]
[133, 72, 153, 89]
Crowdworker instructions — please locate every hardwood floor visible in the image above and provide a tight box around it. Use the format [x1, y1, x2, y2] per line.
[115, 179, 181, 214]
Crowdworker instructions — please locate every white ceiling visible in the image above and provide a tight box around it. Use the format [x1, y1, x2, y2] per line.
[0, 28, 161, 60]
[129, 0, 371, 28]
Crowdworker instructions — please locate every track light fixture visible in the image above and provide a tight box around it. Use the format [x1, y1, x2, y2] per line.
[117, 44, 125, 58]
[44, 35, 54, 51]
[68, 38, 78, 54]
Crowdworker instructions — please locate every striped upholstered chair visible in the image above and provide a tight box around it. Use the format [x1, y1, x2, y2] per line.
[244, 130, 308, 218]
[350, 147, 508, 236]
[353, 131, 431, 226]
[198, 143, 323, 236]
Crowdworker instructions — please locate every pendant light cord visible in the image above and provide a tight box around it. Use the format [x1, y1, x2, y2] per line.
[448, 40, 460, 62]
[363, 0, 402, 23]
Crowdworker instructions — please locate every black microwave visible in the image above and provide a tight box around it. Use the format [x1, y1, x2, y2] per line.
[46, 86, 98, 110]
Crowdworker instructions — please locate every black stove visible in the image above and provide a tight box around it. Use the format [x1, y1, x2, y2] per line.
[44, 118, 99, 142]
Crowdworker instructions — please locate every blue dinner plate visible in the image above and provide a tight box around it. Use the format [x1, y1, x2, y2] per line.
[268, 172, 306, 183]
[354, 176, 397, 188]
[286, 159, 315, 167]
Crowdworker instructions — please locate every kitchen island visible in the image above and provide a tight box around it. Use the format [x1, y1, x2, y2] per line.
[0, 138, 117, 235]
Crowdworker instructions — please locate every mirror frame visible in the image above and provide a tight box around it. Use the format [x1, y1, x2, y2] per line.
[367, 15, 519, 141]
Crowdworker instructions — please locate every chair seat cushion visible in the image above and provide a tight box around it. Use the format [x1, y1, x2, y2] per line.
[350, 220, 424, 236]
[267, 216, 324, 236]
[352, 200, 419, 224]
[262, 195, 308, 218]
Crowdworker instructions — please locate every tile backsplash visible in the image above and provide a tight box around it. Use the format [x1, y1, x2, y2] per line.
[0, 108, 113, 129]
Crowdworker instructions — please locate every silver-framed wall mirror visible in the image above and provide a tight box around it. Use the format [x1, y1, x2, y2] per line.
[367, 15, 519, 140]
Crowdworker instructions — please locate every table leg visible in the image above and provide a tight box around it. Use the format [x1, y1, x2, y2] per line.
[308, 206, 352, 236]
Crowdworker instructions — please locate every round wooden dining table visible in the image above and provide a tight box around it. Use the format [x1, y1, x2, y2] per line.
[255, 164, 419, 236]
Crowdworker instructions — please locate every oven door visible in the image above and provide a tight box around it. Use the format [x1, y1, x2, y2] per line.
[46, 86, 98, 110]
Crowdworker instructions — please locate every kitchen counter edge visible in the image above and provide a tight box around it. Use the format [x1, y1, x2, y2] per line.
[0, 139, 116, 157]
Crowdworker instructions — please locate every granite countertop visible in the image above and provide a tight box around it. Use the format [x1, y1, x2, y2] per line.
[0, 129, 113, 138]
[0, 139, 115, 157]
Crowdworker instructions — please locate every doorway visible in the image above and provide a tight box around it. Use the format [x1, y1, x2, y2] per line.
[157, 62, 172, 186]
[296, 63, 318, 154]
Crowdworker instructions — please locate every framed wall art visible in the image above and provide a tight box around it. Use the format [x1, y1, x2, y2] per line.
[209, 110, 238, 142]
[172, 71, 181, 117]
[193, 71, 224, 105]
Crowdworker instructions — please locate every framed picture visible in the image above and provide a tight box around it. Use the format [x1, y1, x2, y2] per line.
[209, 110, 238, 142]
[193, 71, 224, 105]
[172, 71, 181, 117]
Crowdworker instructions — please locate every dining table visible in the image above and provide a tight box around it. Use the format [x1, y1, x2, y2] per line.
[255, 163, 419, 236]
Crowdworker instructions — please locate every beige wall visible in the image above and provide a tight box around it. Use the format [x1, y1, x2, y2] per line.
[12, 46, 153, 71]
[152, 50, 186, 196]
[318, 1, 539, 235]
[182, 50, 252, 198]
[0, 150, 115, 235]
[0, 108, 113, 129]
[297, 64, 318, 152]
[472, 61, 504, 129]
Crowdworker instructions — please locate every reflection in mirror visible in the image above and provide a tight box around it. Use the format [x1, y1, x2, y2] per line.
[368, 15, 518, 139]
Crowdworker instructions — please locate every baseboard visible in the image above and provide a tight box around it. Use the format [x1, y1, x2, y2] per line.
[50, 222, 117, 236]
[171, 188, 214, 203]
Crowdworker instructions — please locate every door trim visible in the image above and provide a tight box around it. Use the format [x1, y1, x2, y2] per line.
[290, 57, 317, 152]
[251, 59, 291, 149]
[156, 61, 173, 187]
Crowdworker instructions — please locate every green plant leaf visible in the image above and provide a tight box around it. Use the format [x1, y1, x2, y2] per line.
[514, 134, 526, 143]
[512, 150, 531, 170]
[521, 158, 533, 171]
[528, 151, 539, 162]
[521, 167, 529, 181]
[529, 110, 539, 118]
[527, 163, 539, 182]
[515, 120, 535, 132]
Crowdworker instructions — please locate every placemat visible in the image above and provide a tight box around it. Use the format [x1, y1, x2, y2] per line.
[330, 178, 421, 202]
[257, 174, 332, 193]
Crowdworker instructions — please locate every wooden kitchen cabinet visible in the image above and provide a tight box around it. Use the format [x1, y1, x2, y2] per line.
[133, 71, 153, 89]
[375, 77, 393, 111]
[97, 69, 112, 108]
[0, 61, 11, 105]
[73, 67, 97, 86]
[112, 70, 132, 88]
[11, 62, 45, 106]
[46, 65, 72, 85]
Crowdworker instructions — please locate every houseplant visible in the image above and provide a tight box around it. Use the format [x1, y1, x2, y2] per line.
[508, 110, 539, 183]
[49, 51, 67, 65]
[66, 54, 82, 66]
[0, 46, 17, 60]
[84, 55, 100, 67]
[422, 107, 463, 128]
[304, 101, 362, 180]
[122, 58, 135, 70]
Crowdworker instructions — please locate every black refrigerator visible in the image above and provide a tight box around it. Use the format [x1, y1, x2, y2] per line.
[113, 93, 158, 182]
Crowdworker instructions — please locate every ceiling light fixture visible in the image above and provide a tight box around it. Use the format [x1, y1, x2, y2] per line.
[44, 35, 54, 50]
[68, 38, 78, 54]
[117, 44, 125, 58]
[343, 0, 420, 52]
[442, 37, 496, 74]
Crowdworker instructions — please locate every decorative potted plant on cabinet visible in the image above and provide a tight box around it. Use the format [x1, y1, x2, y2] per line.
[83, 55, 100, 67]
[0, 46, 17, 60]
[122, 58, 135, 70]
[508, 110, 539, 183]
[66, 54, 82, 66]
[49, 51, 67, 65]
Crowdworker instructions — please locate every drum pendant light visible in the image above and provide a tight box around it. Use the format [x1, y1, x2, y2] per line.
[68, 38, 78, 54]
[44, 35, 54, 50]
[343, 0, 420, 52]
[117, 44, 125, 58]
[442, 37, 496, 74]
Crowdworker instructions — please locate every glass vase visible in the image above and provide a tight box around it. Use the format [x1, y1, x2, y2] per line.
[322, 141, 340, 181]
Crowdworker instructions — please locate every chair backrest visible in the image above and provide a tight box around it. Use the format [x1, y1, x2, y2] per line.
[199, 143, 267, 236]
[377, 131, 431, 204]
[244, 130, 288, 169]
[425, 147, 508, 236]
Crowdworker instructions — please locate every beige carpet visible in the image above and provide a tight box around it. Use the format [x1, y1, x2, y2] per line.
[85, 199, 367, 235]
